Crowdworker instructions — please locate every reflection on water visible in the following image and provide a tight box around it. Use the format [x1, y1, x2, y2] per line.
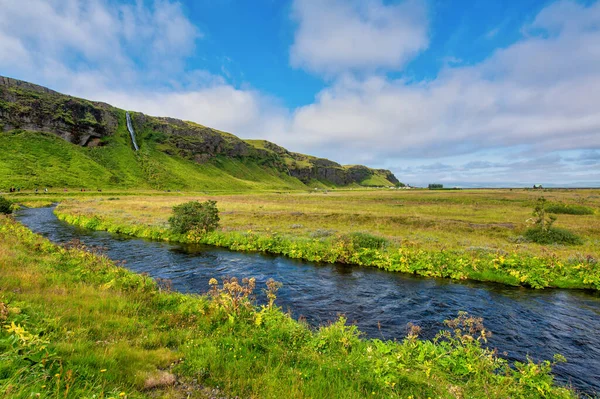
[17, 207, 600, 395]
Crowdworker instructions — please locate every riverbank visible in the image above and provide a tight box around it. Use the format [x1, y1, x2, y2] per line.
[0, 215, 578, 398]
[52, 190, 600, 290]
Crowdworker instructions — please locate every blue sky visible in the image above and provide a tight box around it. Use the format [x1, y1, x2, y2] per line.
[1, 0, 599, 186]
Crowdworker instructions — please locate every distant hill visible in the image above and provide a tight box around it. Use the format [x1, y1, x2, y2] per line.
[0, 76, 400, 191]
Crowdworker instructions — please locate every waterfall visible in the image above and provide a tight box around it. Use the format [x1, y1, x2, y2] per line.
[126, 111, 139, 151]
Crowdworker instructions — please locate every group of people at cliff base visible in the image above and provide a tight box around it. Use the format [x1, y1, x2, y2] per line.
[8, 187, 49, 193]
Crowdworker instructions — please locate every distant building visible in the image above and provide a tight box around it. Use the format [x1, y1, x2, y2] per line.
[533, 184, 543, 189]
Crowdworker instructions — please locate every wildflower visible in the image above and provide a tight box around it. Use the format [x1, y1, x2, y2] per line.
[209, 278, 218, 286]
[119, 392, 126, 397]
[100, 369, 107, 373]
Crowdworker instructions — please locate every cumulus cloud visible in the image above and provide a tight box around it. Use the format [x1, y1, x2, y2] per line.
[281, 0, 600, 172]
[0, 0, 200, 80]
[397, 152, 600, 187]
[0, 0, 284, 136]
[93, 85, 290, 139]
[289, 0, 429, 76]
[0, 0, 598, 186]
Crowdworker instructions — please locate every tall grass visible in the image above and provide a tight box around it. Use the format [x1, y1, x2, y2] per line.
[54, 206, 600, 290]
[546, 203, 595, 215]
[0, 216, 577, 398]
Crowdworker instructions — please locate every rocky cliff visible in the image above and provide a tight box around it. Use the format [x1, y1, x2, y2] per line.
[0, 76, 400, 187]
[0, 76, 118, 147]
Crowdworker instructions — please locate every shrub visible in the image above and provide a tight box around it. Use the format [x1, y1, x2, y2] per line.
[524, 197, 582, 245]
[169, 200, 219, 235]
[309, 229, 336, 239]
[530, 197, 556, 231]
[546, 203, 594, 215]
[0, 196, 12, 214]
[346, 232, 389, 250]
[524, 227, 582, 245]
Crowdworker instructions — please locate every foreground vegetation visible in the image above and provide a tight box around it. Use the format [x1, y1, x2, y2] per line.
[49, 189, 600, 290]
[0, 215, 577, 398]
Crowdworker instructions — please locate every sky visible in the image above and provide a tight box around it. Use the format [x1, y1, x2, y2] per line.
[1, 0, 599, 187]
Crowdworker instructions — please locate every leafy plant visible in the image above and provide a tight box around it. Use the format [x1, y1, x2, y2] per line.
[525, 197, 582, 245]
[546, 202, 594, 215]
[524, 227, 582, 245]
[345, 232, 389, 250]
[0, 196, 12, 215]
[531, 197, 557, 232]
[169, 200, 220, 235]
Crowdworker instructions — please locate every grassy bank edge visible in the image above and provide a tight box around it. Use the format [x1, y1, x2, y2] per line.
[53, 206, 600, 291]
[0, 215, 580, 398]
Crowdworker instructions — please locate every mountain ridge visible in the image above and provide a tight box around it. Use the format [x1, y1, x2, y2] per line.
[0, 76, 400, 190]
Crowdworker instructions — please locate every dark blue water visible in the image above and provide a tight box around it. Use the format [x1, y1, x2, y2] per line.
[16, 207, 600, 396]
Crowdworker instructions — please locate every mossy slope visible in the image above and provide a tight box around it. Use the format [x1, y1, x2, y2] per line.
[0, 76, 400, 190]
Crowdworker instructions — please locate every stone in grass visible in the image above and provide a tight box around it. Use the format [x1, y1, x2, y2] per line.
[143, 371, 176, 390]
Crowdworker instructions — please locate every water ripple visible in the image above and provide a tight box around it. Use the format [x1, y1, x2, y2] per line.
[17, 207, 600, 396]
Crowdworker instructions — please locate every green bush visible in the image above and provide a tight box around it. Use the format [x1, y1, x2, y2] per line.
[546, 203, 594, 215]
[346, 231, 389, 250]
[524, 227, 582, 245]
[169, 200, 219, 235]
[523, 198, 582, 245]
[0, 196, 12, 215]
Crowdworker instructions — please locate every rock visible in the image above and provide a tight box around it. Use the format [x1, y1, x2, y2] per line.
[143, 371, 176, 390]
[0, 76, 118, 146]
[0, 75, 401, 187]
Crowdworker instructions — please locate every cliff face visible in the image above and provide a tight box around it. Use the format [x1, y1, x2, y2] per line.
[243, 141, 401, 186]
[0, 76, 400, 187]
[130, 113, 254, 159]
[0, 77, 118, 147]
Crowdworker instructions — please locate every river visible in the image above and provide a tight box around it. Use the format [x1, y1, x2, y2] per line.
[16, 206, 600, 395]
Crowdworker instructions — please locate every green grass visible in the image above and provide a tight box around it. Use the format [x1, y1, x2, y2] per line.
[1, 77, 400, 191]
[0, 216, 577, 398]
[359, 174, 395, 187]
[45, 188, 600, 258]
[0, 117, 306, 192]
[524, 227, 584, 245]
[546, 202, 595, 215]
[48, 189, 600, 290]
[0, 130, 116, 189]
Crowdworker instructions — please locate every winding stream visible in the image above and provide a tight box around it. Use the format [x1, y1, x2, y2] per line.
[16, 207, 600, 395]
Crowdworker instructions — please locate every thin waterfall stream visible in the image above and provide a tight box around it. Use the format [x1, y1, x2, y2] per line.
[126, 111, 139, 151]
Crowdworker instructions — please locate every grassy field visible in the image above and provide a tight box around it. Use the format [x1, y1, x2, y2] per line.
[0, 120, 307, 192]
[10, 187, 595, 289]
[0, 215, 577, 398]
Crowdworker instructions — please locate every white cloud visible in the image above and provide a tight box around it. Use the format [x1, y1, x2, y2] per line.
[0, 0, 281, 136]
[92, 85, 290, 138]
[0, 0, 598, 186]
[0, 0, 200, 88]
[279, 0, 600, 176]
[289, 0, 429, 76]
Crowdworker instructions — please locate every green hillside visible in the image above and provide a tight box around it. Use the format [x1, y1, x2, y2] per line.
[0, 76, 399, 191]
[0, 124, 304, 191]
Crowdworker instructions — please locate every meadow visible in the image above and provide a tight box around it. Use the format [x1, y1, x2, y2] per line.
[0, 214, 578, 398]
[28, 187, 600, 290]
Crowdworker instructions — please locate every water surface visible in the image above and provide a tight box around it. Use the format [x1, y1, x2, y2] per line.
[16, 207, 600, 395]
